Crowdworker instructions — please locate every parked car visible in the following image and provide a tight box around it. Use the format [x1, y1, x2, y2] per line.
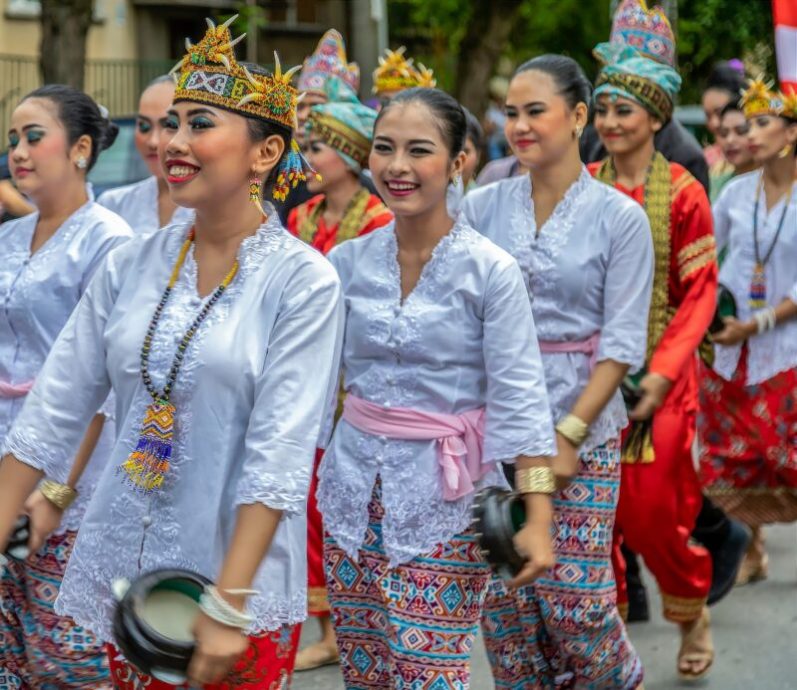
[674, 105, 708, 147]
[88, 115, 150, 196]
[0, 116, 149, 199]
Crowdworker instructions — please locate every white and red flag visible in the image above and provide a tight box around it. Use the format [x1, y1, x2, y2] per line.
[773, 0, 797, 94]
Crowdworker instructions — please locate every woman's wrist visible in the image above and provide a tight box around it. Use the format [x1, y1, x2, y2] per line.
[555, 412, 589, 448]
[39, 479, 77, 510]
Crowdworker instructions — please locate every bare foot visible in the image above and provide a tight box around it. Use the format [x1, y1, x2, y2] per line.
[294, 639, 339, 672]
[677, 606, 714, 680]
[736, 526, 768, 586]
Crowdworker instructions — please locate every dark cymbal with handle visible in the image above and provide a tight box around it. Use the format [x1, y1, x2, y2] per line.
[112, 568, 212, 683]
[471, 487, 527, 580]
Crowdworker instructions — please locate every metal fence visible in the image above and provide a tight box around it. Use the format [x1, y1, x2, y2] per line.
[1, 54, 174, 140]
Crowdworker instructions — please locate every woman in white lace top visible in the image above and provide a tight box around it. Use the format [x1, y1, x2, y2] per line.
[0, 25, 343, 689]
[97, 76, 193, 235]
[698, 76, 797, 584]
[0, 85, 131, 689]
[461, 55, 653, 689]
[318, 88, 556, 689]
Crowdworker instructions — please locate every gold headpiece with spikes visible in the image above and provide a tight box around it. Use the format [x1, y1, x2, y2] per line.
[170, 15, 301, 131]
[779, 87, 797, 121]
[740, 76, 795, 120]
[372, 46, 436, 95]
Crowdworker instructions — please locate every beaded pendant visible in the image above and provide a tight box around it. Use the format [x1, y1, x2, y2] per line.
[118, 228, 238, 493]
[120, 400, 175, 491]
[748, 261, 767, 309]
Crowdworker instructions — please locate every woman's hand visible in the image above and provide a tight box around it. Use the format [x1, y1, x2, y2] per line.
[711, 316, 756, 347]
[551, 432, 580, 487]
[187, 611, 249, 686]
[507, 493, 555, 588]
[24, 489, 63, 553]
[629, 372, 672, 422]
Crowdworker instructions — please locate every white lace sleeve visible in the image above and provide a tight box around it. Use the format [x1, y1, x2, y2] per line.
[235, 263, 344, 514]
[712, 182, 732, 255]
[4, 245, 129, 482]
[482, 259, 555, 462]
[597, 201, 654, 372]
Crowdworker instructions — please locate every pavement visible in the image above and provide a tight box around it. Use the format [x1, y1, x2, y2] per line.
[293, 524, 797, 689]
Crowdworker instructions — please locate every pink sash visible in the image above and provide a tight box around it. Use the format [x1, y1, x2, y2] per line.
[538, 333, 600, 370]
[0, 380, 34, 399]
[342, 394, 488, 501]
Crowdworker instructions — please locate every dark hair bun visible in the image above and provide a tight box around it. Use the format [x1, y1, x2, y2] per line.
[102, 120, 120, 151]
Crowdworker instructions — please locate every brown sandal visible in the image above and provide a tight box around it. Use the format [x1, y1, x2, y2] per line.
[677, 607, 714, 681]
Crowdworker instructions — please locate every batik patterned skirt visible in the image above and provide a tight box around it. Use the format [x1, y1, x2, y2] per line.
[698, 353, 797, 525]
[481, 441, 643, 690]
[0, 530, 111, 688]
[107, 624, 300, 690]
[324, 484, 490, 690]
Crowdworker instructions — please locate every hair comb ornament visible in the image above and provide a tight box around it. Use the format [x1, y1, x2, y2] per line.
[740, 76, 788, 119]
[372, 46, 436, 95]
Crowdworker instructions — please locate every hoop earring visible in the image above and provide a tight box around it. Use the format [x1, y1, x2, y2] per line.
[249, 175, 267, 218]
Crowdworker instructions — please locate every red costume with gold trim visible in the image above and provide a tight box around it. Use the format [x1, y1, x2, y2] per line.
[589, 158, 717, 622]
[288, 191, 391, 615]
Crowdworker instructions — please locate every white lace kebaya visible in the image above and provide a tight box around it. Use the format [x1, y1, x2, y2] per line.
[5, 209, 344, 641]
[711, 170, 797, 384]
[0, 201, 132, 533]
[317, 217, 556, 566]
[97, 176, 193, 236]
[461, 169, 654, 451]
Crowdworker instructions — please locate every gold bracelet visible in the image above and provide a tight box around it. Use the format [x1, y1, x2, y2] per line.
[555, 413, 589, 448]
[515, 467, 556, 495]
[40, 480, 78, 510]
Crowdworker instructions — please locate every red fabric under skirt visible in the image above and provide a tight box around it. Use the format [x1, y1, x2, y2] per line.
[698, 351, 797, 525]
[307, 448, 330, 616]
[106, 624, 300, 690]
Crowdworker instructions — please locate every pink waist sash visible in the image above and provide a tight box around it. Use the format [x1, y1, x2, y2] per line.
[538, 333, 600, 370]
[0, 380, 34, 399]
[342, 394, 488, 501]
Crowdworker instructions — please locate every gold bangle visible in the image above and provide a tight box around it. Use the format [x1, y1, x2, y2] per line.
[515, 467, 556, 495]
[40, 480, 78, 510]
[555, 413, 589, 448]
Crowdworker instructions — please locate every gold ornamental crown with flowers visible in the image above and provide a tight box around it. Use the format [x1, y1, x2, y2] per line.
[372, 46, 436, 95]
[170, 15, 300, 131]
[741, 76, 797, 121]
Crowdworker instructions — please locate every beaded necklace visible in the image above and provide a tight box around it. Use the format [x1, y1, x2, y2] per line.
[120, 228, 239, 491]
[749, 178, 794, 309]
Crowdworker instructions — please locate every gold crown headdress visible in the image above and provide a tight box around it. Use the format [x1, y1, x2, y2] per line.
[170, 16, 314, 201]
[739, 76, 797, 120]
[372, 46, 436, 95]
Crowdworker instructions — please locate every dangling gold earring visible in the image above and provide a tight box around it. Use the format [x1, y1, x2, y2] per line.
[249, 174, 267, 218]
[778, 143, 793, 158]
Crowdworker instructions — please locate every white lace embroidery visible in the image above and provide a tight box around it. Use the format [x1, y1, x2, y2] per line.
[53, 212, 309, 640]
[320, 218, 546, 566]
[505, 170, 629, 450]
[1, 203, 120, 534]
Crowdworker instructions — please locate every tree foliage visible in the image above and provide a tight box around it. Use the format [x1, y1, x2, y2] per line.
[388, 0, 775, 116]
